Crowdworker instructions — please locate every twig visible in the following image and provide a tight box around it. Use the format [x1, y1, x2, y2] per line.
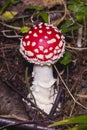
[69, 101, 76, 117]
[54, 65, 87, 110]
[48, 85, 64, 118]
[0, 44, 18, 50]
[0, 116, 55, 130]
[1, 30, 22, 38]
[83, 17, 86, 45]
[0, 21, 21, 30]
[25, 67, 37, 107]
[7, 69, 18, 81]
[66, 45, 87, 50]
[76, 27, 83, 47]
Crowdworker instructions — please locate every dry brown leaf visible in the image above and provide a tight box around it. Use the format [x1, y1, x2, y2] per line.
[77, 94, 87, 99]
[22, 0, 65, 8]
[43, 0, 65, 8]
[22, 0, 44, 7]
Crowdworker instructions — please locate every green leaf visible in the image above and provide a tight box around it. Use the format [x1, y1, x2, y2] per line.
[68, 0, 84, 13]
[79, 5, 87, 15]
[40, 11, 48, 23]
[68, 124, 87, 130]
[11, 0, 21, 4]
[49, 115, 87, 127]
[20, 26, 30, 33]
[26, 5, 44, 11]
[62, 25, 80, 33]
[63, 20, 73, 26]
[61, 20, 80, 33]
[68, 0, 87, 23]
[68, 4, 80, 13]
[76, 14, 84, 21]
[0, 0, 20, 14]
[0, 0, 11, 14]
[0, 11, 17, 21]
[60, 51, 71, 65]
[76, 5, 87, 21]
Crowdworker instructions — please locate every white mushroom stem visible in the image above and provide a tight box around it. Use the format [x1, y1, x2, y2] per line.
[28, 64, 58, 114]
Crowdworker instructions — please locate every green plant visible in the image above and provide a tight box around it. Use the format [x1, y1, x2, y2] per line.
[49, 114, 87, 130]
[60, 51, 72, 65]
[68, 0, 87, 22]
[0, 0, 21, 14]
[61, 0, 87, 34]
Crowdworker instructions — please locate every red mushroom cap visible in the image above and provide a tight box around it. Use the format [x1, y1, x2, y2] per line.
[20, 23, 65, 65]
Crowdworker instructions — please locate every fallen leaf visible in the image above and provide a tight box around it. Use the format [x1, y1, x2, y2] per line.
[0, 11, 18, 21]
[23, 0, 65, 9]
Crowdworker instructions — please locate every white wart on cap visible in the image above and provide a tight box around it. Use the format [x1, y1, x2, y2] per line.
[20, 23, 65, 65]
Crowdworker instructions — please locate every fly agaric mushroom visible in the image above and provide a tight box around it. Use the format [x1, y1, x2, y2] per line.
[20, 23, 65, 114]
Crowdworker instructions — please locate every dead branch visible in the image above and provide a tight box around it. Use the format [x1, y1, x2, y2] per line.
[0, 116, 55, 130]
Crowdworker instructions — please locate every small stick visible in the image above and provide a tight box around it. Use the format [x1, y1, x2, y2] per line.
[7, 69, 18, 81]
[48, 85, 63, 118]
[76, 27, 83, 47]
[0, 116, 55, 130]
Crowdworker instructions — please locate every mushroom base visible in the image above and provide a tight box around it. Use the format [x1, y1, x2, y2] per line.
[27, 64, 58, 114]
